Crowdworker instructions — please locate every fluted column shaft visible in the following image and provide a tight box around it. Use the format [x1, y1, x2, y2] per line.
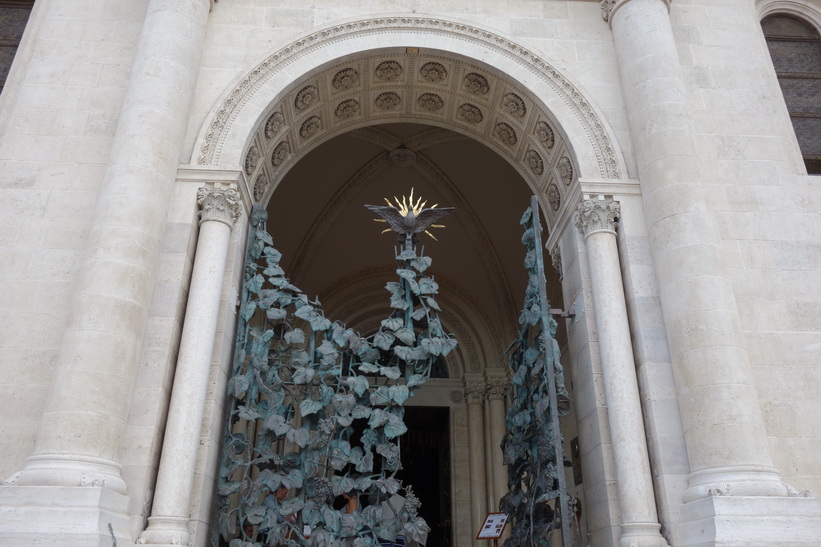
[138, 187, 240, 546]
[609, 0, 785, 500]
[464, 374, 488, 547]
[576, 199, 668, 547]
[16, 0, 211, 492]
[484, 370, 508, 509]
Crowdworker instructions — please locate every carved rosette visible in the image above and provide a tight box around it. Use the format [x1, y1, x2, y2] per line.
[294, 85, 319, 110]
[264, 111, 284, 139]
[464, 380, 486, 405]
[375, 92, 401, 110]
[244, 145, 259, 175]
[417, 93, 443, 112]
[525, 149, 544, 175]
[502, 92, 526, 118]
[335, 99, 360, 119]
[420, 61, 447, 83]
[601, 0, 618, 21]
[558, 156, 574, 184]
[547, 182, 561, 211]
[253, 174, 269, 203]
[332, 68, 359, 90]
[197, 187, 241, 226]
[299, 116, 322, 139]
[375, 60, 402, 81]
[494, 122, 517, 145]
[575, 199, 620, 237]
[388, 147, 417, 167]
[536, 121, 555, 149]
[463, 72, 489, 95]
[271, 141, 290, 167]
[457, 103, 483, 123]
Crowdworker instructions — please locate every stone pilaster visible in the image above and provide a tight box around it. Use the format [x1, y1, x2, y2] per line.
[463, 373, 487, 547]
[576, 198, 669, 547]
[484, 370, 508, 510]
[138, 187, 240, 546]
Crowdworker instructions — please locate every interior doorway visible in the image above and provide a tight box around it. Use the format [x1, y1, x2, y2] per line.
[398, 406, 452, 547]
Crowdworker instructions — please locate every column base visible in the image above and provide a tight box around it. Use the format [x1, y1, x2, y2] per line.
[619, 522, 670, 547]
[9, 453, 128, 495]
[136, 515, 191, 545]
[683, 465, 790, 502]
[680, 494, 821, 546]
[0, 485, 132, 546]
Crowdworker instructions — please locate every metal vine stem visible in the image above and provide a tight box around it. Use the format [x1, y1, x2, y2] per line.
[500, 196, 572, 547]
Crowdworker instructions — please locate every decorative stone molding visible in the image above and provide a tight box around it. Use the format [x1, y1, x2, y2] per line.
[601, 0, 672, 22]
[525, 149, 544, 175]
[244, 145, 259, 176]
[547, 182, 561, 211]
[197, 187, 241, 226]
[253, 173, 269, 202]
[271, 141, 290, 167]
[550, 246, 563, 279]
[388, 146, 417, 167]
[558, 156, 574, 185]
[575, 199, 620, 238]
[375, 91, 401, 110]
[294, 85, 319, 110]
[335, 99, 360, 120]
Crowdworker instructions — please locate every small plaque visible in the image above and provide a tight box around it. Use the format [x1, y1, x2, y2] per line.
[475, 512, 509, 540]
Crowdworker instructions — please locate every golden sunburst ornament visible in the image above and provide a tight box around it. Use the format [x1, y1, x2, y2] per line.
[365, 188, 455, 241]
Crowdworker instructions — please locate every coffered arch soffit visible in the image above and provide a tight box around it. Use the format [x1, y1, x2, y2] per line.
[194, 16, 627, 229]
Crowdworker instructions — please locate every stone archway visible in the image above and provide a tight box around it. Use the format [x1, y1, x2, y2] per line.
[193, 15, 627, 234]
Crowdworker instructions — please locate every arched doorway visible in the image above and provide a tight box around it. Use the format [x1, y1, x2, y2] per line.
[194, 18, 628, 546]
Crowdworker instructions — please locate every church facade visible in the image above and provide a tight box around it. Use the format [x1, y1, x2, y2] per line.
[1, 0, 820, 546]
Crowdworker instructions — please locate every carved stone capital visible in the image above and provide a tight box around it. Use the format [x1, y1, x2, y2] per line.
[575, 199, 620, 238]
[601, 0, 672, 23]
[464, 379, 486, 405]
[485, 377, 508, 401]
[197, 187, 241, 226]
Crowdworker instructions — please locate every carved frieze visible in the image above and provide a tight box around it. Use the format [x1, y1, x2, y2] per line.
[332, 68, 359, 90]
[417, 93, 444, 112]
[502, 92, 526, 118]
[244, 145, 259, 175]
[375, 92, 401, 110]
[457, 103, 483, 123]
[271, 141, 290, 167]
[420, 61, 447, 83]
[575, 199, 620, 236]
[335, 99, 360, 120]
[299, 116, 322, 139]
[463, 72, 489, 95]
[375, 60, 402, 81]
[525, 149, 544, 175]
[294, 85, 319, 110]
[197, 187, 241, 226]
[536, 121, 555, 149]
[494, 122, 517, 146]
[264, 111, 284, 139]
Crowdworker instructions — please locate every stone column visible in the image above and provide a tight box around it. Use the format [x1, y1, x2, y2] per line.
[484, 370, 508, 509]
[576, 199, 668, 547]
[463, 374, 488, 547]
[606, 0, 788, 501]
[137, 187, 240, 546]
[14, 0, 211, 493]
